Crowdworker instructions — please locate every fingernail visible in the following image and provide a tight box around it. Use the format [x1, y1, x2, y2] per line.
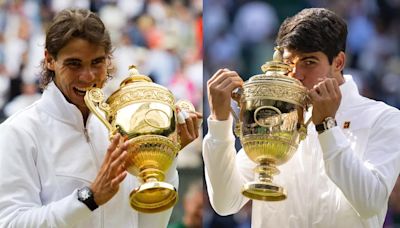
[177, 111, 186, 124]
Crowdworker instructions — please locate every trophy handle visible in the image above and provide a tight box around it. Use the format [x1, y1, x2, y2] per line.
[84, 88, 113, 132]
[175, 99, 196, 148]
[231, 87, 243, 137]
[175, 99, 195, 113]
[230, 106, 241, 137]
[296, 105, 312, 141]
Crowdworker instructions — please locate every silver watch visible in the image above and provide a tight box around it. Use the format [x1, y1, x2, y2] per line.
[315, 117, 337, 134]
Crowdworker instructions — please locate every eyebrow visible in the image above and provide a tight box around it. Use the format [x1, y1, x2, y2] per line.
[92, 56, 106, 62]
[63, 58, 81, 63]
[63, 56, 106, 63]
[299, 56, 319, 61]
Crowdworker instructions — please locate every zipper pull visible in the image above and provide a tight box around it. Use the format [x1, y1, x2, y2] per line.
[83, 128, 90, 142]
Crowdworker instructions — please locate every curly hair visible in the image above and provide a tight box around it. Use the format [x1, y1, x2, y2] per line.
[40, 9, 113, 88]
[276, 8, 347, 64]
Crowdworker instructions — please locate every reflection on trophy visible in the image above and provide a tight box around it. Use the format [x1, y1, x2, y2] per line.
[232, 47, 309, 201]
[84, 66, 195, 213]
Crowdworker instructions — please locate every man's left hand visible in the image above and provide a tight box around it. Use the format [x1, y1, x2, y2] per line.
[309, 78, 341, 124]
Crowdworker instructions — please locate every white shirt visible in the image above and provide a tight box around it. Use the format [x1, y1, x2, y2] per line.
[0, 82, 178, 228]
[203, 75, 400, 228]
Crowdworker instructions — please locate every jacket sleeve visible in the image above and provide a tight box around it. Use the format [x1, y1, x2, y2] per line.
[0, 123, 92, 227]
[320, 111, 400, 218]
[202, 116, 254, 215]
[138, 158, 179, 227]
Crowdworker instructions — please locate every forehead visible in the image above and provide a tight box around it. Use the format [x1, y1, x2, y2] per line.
[57, 38, 106, 60]
[282, 48, 326, 61]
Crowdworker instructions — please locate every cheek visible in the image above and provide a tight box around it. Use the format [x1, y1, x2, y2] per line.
[57, 68, 76, 83]
[96, 73, 107, 86]
[301, 69, 327, 89]
[310, 67, 329, 80]
[93, 65, 107, 76]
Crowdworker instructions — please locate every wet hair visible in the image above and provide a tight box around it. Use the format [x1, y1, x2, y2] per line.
[40, 9, 113, 88]
[276, 8, 347, 64]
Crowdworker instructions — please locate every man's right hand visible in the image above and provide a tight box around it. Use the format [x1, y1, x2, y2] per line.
[90, 133, 129, 206]
[207, 69, 243, 121]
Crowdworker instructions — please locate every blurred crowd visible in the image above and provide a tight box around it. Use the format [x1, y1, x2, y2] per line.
[0, 0, 203, 226]
[203, 0, 400, 227]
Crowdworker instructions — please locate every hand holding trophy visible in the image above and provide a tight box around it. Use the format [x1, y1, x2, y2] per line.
[232, 47, 309, 201]
[84, 66, 195, 213]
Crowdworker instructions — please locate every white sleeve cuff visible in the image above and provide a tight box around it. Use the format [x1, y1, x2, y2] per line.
[207, 115, 235, 141]
[318, 126, 350, 161]
[52, 189, 92, 226]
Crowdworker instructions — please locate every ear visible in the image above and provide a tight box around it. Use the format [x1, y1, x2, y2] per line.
[333, 51, 346, 73]
[44, 49, 56, 71]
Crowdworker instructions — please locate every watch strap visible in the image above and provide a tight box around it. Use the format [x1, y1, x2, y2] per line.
[315, 123, 326, 133]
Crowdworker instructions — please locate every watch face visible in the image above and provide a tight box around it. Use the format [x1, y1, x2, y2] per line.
[326, 120, 335, 128]
[79, 187, 91, 201]
[326, 118, 337, 129]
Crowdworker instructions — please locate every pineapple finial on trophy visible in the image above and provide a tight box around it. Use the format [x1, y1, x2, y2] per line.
[261, 46, 292, 76]
[128, 64, 140, 76]
[272, 46, 283, 61]
[121, 65, 152, 86]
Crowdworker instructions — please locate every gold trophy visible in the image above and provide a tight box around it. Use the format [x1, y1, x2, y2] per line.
[232, 47, 309, 201]
[84, 66, 195, 213]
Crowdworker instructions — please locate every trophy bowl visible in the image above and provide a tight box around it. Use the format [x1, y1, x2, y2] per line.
[233, 48, 308, 201]
[84, 66, 195, 213]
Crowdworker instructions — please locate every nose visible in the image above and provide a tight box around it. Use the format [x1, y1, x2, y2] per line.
[79, 66, 96, 83]
[289, 66, 304, 81]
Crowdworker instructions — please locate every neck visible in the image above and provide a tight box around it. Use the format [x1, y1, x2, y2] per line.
[79, 107, 90, 126]
[335, 73, 345, 86]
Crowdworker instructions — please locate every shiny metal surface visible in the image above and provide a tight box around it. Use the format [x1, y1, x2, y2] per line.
[85, 65, 193, 213]
[233, 47, 308, 201]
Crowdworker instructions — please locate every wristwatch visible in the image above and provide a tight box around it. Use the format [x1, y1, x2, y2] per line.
[77, 186, 98, 211]
[315, 117, 337, 134]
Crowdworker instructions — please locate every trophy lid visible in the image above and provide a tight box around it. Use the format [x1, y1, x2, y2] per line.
[260, 47, 292, 76]
[243, 47, 308, 107]
[120, 65, 153, 86]
[248, 47, 301, 86]
[107, 65, 175, 111]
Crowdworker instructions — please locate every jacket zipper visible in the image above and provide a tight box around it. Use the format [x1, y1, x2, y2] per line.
[83, 127, 104, 228]
[83, 128, 90, 142]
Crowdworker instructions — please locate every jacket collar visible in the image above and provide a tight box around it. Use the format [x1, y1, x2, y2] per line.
[337, 74, 362, 113]
[38, 82, 85, 129]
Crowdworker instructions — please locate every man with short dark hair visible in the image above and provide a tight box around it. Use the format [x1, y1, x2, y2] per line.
[204, 8, 400, 227]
